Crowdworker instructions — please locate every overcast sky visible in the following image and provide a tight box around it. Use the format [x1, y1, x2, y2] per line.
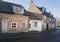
[2, 0, 60, 18]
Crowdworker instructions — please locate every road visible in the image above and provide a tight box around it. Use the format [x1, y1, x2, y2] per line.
[5, 28, 60, 42]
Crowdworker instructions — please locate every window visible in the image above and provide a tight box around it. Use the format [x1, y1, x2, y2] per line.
[22, 23, 26, 28]
[34, 22, 37, 27]
[42, 7, 46, 12]
[32, 22, 38, 27]
[13, 6, 24, 14]
[44, 16, 46, 19]
[42, 8, 45, 12]
[11, 22, 17, 29]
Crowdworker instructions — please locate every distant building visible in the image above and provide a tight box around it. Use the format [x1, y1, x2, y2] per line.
[56, 17, 60, 27]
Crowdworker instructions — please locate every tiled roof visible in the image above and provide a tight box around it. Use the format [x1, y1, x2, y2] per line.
[43, 11, 50, 17]
[0, 1, 25, 13]
[36, 6, 42, 11]
[36, 6, 55, 18]
[27, 12, 42, 20]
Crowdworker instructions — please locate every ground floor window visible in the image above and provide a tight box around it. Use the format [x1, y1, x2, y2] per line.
[11, 22, 17, 29]
[22, 23, 26, 28]
[32, 22, 38, 27]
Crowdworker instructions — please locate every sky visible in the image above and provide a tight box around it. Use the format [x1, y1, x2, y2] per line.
[2, 0, 60, 18]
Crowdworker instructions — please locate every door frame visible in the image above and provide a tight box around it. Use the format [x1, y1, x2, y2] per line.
[2, 19, 8, 33]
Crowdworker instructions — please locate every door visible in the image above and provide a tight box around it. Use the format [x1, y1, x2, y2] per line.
[2, 19, 8, 33]
[52, 23, 55, 28]
[38, 21, 42, 31]
[44, 23, 46, 29]
[46, 23, 48, 30]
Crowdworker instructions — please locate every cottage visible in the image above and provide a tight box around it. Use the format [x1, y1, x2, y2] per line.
[0, 1, 29, 33]
[42, 11, 52, 30]
[28, 0, 56, 31]
[28, 0, 44, 31]
[51, 16, 56, 29]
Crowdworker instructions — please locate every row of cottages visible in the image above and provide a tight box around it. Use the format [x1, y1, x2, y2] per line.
[0, 0, 56, 33]
[28, 0, 56, 31]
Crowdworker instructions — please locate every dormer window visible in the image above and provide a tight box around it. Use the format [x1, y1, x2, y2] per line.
[42, 8, 45, 12]
[42, 7, 46, 12]
[44, 16, 46, 20]
[13, 6, 24, 14]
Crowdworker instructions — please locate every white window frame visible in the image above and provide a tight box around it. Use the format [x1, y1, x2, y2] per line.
[13, 6, 24, 14]
[21, 8, 24, 14]
[32, 22, 38, 27]
[44, 16, 46, 20]
[42, 8, 45, 12]
[11, 22, 17, 29]
[22, 23, 26, 28]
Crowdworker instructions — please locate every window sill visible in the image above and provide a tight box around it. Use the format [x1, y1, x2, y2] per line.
[22, 27, 26, 29]
[11, 28, 17, 29]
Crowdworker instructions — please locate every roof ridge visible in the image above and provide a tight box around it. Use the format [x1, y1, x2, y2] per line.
[1, 1, 23, 7]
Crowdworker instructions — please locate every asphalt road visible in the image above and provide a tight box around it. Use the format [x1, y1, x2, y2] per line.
[4, 28, 60, 42]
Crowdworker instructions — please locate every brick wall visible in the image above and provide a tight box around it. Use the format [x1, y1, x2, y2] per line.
[0, 13, 29, 33]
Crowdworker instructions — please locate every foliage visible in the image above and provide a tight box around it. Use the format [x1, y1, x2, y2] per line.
[0, 3, 3, 8]
[56, 20, 60, 27]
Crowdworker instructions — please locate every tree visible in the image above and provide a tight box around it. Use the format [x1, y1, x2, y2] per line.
[0, 0, 2, 8]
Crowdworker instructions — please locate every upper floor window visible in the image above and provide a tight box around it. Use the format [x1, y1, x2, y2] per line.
[42, 8, 45, 12]
[42, 7, 46, 12]
[44, 16, 46, 20]
[13, 6, 24, 14]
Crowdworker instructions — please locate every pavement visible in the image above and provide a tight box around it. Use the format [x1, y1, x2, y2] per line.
[0, 28, 60, 42]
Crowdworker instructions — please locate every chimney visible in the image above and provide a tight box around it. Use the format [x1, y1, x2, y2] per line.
[29, 0, 33, 8]
[44, 8, 46, 11]
[30, 0, 33, 3]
